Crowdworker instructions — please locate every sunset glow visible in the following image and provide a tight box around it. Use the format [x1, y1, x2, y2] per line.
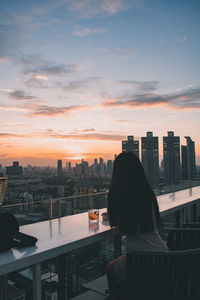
[0, 0, 200, 165]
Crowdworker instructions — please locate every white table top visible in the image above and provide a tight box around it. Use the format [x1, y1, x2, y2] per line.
[1, 186, 200, 276]
[158, 186, 200, 215]
[0, 208, 112, 276]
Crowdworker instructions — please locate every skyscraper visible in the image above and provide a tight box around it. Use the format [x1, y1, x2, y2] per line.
[182, 136, 196, 180]
[181, 145, 187, 180]
[57, 160, 62, 177]
[122, 136, 139, 157]
[107, 160, 113, 175]
[99, 157, 104, 177]
[163, 131, 180, 185]
[142, 132, 159, 186]
[6, 161, 23, 179]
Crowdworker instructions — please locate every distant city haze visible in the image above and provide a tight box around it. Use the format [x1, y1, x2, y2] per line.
[0, 0, 199, 165]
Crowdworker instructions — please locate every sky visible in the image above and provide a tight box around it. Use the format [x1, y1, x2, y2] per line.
[0, 0, 200, 166]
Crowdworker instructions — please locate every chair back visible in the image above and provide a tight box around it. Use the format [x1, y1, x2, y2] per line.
[183, 222, 200, 228]
[126, 249, 200, 299]
[167, 228, 200, 250]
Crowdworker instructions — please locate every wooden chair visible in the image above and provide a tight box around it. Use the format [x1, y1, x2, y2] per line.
[125, 249, 200, 300]
[167, 228, 200, 250]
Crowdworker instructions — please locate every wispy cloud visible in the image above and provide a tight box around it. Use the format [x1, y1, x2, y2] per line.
[8, 90, 37, 100]
[62, 77, 99, 91]
[73, 26, 105, 36]
[0, 13, 25, 60]
[96, 46, 136, 59]
[116, 80, 159, 91]
[26, 103, 90, 116]
[26, 77, 49, 89]
[0, 129, 126, 142]
[38, 130, 127, 141]
[0, 133, 26, 138]
[66, 0, 129, 18]
[102, 88, 200, 110]
[0, 102, 90, 116]
[176, 35, 187, 43]
[23, 63, 79, 76]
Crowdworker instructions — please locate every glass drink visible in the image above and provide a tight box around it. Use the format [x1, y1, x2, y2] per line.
[88, 209, 99, 222]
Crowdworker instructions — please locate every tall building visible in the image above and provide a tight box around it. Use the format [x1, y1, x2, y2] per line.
[107, 160, 113, 175]
[0, 177, 8, 205]
[57, 160, 62, 177]
[181, 146, 187, 180]
[163, 131, 180, 185]
[99, 157, 104, 177]
[6, 162, 23, 179]
[122, 136, 139, 157]
[182, 136, 196, 180]
[141, 132, 159, 186]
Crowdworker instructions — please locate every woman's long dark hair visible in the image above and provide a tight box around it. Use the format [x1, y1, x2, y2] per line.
[108, 152, 160, 235]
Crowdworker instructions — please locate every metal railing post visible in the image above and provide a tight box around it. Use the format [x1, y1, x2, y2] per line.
[49, 199, 53, 219]
[59, 199, 62, 218]
[33, 263, 41, 300]
[0, 275, 7, 300]
[58, 254, 67, 300]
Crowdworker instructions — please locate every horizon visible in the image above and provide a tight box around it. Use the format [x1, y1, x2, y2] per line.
[0, 0, 200, 165]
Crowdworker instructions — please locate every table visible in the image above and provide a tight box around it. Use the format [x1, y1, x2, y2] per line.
[0, 209, 113, 300]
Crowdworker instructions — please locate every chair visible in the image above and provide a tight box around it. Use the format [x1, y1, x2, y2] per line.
[182, 222, 200, 228]
[125, 248, 200, 300]
[167, 228, 200, 250]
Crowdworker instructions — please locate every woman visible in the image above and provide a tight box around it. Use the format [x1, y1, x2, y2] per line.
[107, 152, 168, 299]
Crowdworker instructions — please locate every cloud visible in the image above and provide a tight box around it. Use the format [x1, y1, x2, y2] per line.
[116, 80, 159, 91]
[96, 46, 136, 59]
[62, 77, 99, 91]
[26, 78, 49, 89]
[0, 102, 90, 116]
[0, 103, 29, 113]
[81, 128, 96, 132]
[176, 35, 187, 43]
[0, 13, 24, 59]
[66, 0, 128, 18]
[23, 63, 79, 76]
[101, 87, 200, 110]
[8, 90, 37, 100]
[38, 130, 127, 141]
[73, 26, 105, 36]
[26, 104, 90, 116]
[0, 133, 26, 138]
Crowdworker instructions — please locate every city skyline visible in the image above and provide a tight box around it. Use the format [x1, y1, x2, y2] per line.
[1, 132, 199, 167]
[0, 0, 200, 165]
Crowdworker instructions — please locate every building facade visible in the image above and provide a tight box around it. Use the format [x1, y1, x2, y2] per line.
[57, 160, 62, 177]
[142, 132, 159, 187]
[163, 131, 180, 185]
[182, 136, 196, 181]
[122, 136, 139, 157]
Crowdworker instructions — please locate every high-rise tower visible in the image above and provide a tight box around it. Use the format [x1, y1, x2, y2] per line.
[122, 136, 139, 157]
[142, 132, 159, 186]
[182, 136, 196, 180]
[57, 160, 62, 177]
[163, 131, 180, 185]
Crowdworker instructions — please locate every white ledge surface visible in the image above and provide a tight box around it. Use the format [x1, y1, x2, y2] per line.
[1, 186, 200, 276]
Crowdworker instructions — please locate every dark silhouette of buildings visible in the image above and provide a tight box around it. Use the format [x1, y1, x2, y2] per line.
[163, 131, 180, 185]
[107, 160, 113, 175]
[122, 136, 139, 157]
[57, 160, 62, 177]
[141, 132, 159, 187]
[6, 161, 23, 179]
[181, 136, 196, 181]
